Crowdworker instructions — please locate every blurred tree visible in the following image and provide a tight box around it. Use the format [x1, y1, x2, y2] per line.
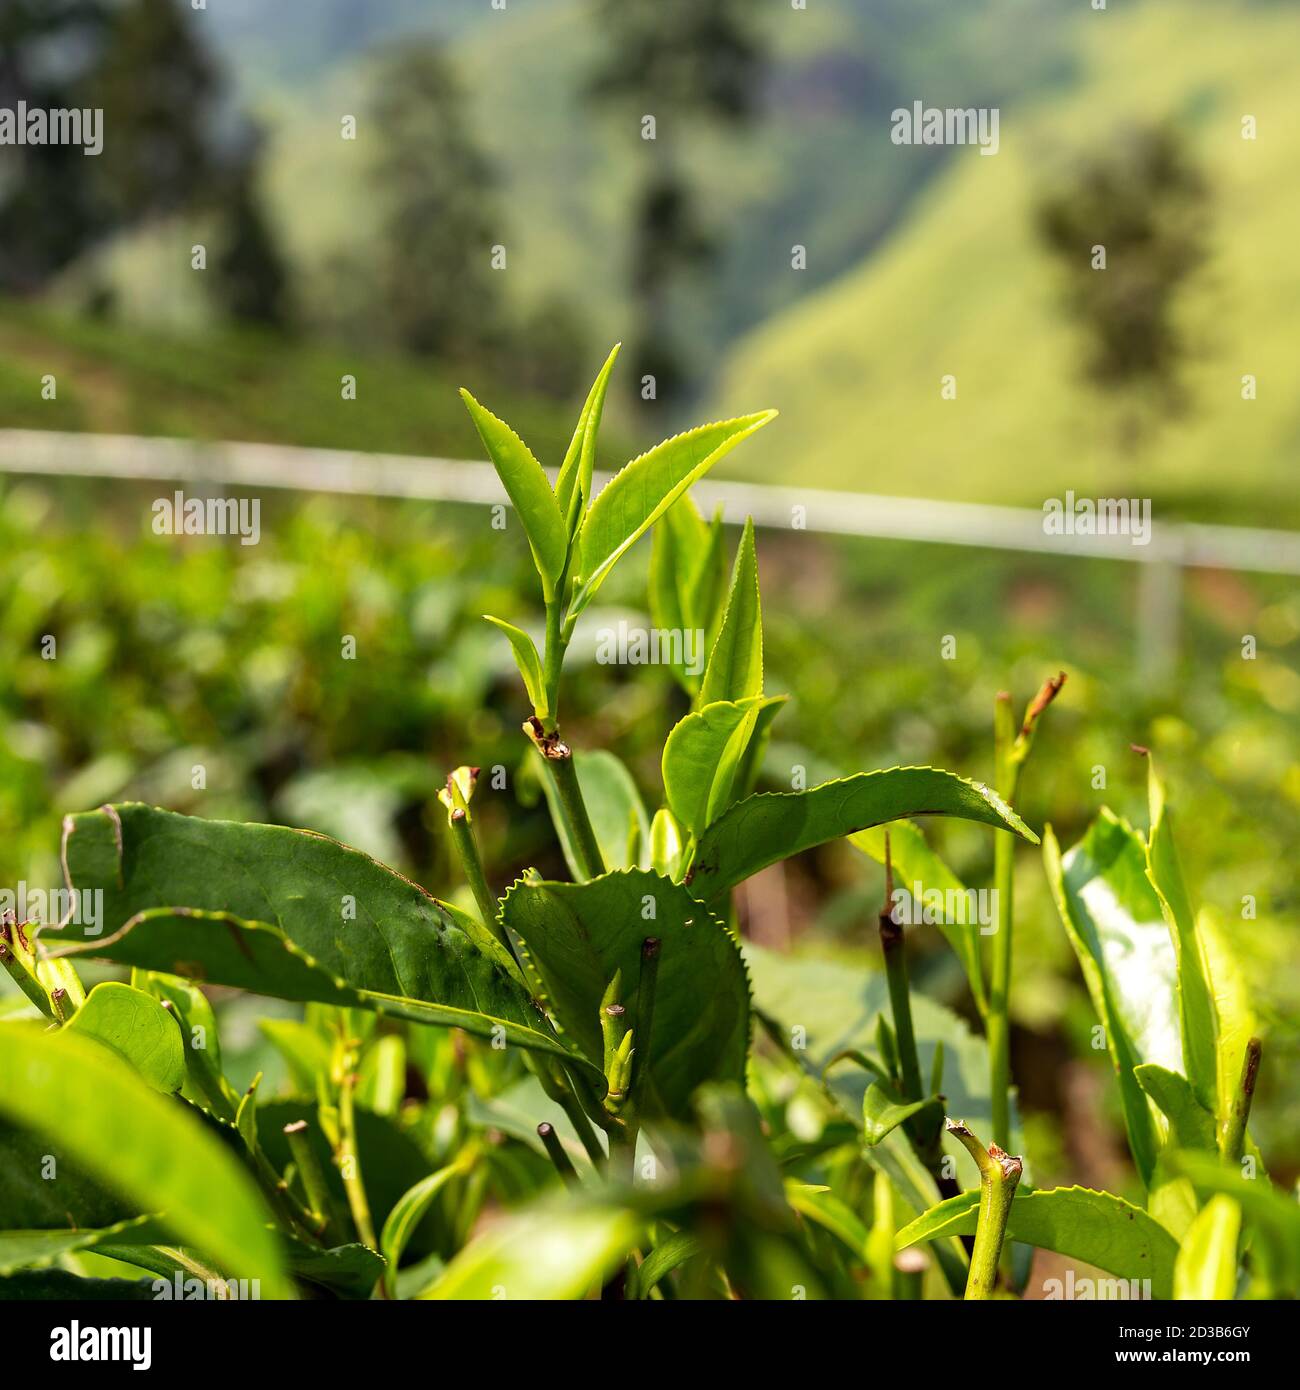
[84, 0, 221, 222]
[588, 0, 765, 404]
[368, 44, 504, 361]
[1036, 124, 1210, 410]
[0, 1, 112, 292]
[213, 136, 292, 331]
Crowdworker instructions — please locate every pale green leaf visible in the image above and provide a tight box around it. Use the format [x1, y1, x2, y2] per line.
[460, 389, 568, 598]
[662, 696, 779, 839]
[698, 516, 763, 706]
[380, 1155, 470, 1297]
[555, 343, 620, 529]
[483, 614, 548, 718]
[1173, 1194, 1240, 1300]
[573, 410, 777, 615]
[64, 981, 185, 1094]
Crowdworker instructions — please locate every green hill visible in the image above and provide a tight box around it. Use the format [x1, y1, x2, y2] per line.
[711, 0, 1300, 526]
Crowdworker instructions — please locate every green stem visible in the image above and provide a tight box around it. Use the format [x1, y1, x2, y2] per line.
[283, 1120, 332, 1238]
[988, 674, 1065, 1150]
[447, 809, 502, 939]
[947, 1119, 1023, 1300]
[337, 1064, 378, 1253]
[544, 739, 606, 881]
[1219, 1036, 1262, 1163]
[542, 599, 565, 726]
[537, 1122, 581, 1190]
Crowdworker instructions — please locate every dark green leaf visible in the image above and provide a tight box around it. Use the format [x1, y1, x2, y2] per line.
[500, 870, 750, 1118]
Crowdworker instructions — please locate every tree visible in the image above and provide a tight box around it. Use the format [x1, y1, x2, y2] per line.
[588, 0, 765, 404]
[368, 44, 504, 361]
[1035, 123, 1210, 410]
[213, 148, 292, 331]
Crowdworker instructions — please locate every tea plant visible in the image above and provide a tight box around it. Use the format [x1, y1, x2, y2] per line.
[0, 349, 1287, 1301]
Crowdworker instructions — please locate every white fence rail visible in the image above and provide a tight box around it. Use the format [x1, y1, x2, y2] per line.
[3, 429, 1297, 677]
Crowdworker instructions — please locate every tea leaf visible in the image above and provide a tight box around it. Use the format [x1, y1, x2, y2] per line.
[662, 695, 781, 839]
[48, 804, 597, 1081]
[134, 970, 238, 1120]
[460, 390, 568, 598]
[897, 1186, 1178, 1299]
[420, 1198, 639, 1300]
[0, 1215, 167, 1276]
[555, 343, 620, 530]
[690, 766, 1038, 899]
[1144, 760, 1219, 1115]
[572, 411, 777, 616]
[0, 1023, 291, 1298]
[380, 1156, 470, 1297]
[483, 615, 548, 719]
[1134, 1063, 1216, 1151]
[64, 981, 185, 1094]
[500, 870, 750, 1118]
[698, 517, 763, 707]
[862, 1082, 943, 1147]
[1043, 813, 1181, 1186]
[649, 497, 727, 696]
[629, 1229, 702, 1299]
[1173, 1194, 1240, 1300]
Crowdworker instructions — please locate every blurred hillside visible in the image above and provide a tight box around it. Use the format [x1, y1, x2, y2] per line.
[712, 0, 1300, 525]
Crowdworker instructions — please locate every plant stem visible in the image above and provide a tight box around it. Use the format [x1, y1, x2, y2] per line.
[337, 1062, 378, 1253]
[537, 1122, 580, 1190]
[1220, 1036, 1262, 1163]
[447, 809, 502, 939]
[878, 837, 923, 1105]
[988, 673, 1065, 1150]
[947, 1119, 1023, 1300]
[527, 718, 606, 881]
[536, 1060, 607, 1168]
[282, 1120, 332, 1238]
[542, 599, 564, 726]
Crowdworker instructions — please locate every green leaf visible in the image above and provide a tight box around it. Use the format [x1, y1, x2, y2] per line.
[1145, 761, 1219, 1116]
[898, 1186, 1179, 1299]
[0, 1023, 291, 1298]
[698, 517, 763, 707]
[689, 766, 1038, 899]
[572, 411, 778, 616]
[380, 1156, 470, 1297]
[785, 1181, 870, 1262]
[851, 818, 987, 1015]
[539, 749, 649, 877]
[460, 389, 568, 598]
[1199, 909, 1259, 1145]
[0, 1270, 159, 1300]
[134, 970, 238, 1120]
[649, 807, 684, 880]
[1173, 1194, 1240, 1300]
[500, 869, 750, 1118]
[483, 615, 548, 719]
[649, 497, 727, 696]
[662, 696, 781, 840]
[259, 1019, 332, 1092]
[1169, 1153, 1300, 1290]
[1043, 814, 1180, 1186]
[47, 804, 597, 1083]
[0, 1215, 167, 1276]
[862, 1082, 942, 1147]
[1134, 1064, 1216, 1151]
[629, 1229, 702, 1299]
[420, 1198, 639, 1300]
[555, 343, 620, 529]
[63, 982, 185, 1094]
[282, 1238, 387, 1301]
